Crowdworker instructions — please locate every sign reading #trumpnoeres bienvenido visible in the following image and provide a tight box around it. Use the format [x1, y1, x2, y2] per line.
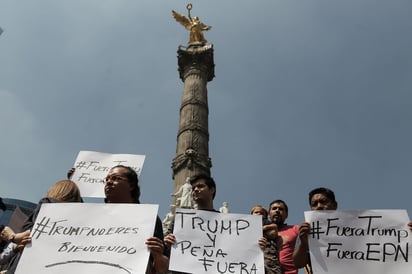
[15, 203, 158, 274]
[304, 209, 411, 274]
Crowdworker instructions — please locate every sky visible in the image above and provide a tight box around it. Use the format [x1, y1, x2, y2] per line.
[1, 0, 411, 229]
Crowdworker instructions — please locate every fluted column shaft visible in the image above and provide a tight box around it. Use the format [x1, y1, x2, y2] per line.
[171, 44, 215, 196]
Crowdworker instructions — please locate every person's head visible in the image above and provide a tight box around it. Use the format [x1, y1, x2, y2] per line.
[250, 205, 268, 220]
[104, 165, 140, 203]
[309, 187, 337, 211]
[46, 180, 82, 202]
[189, 174, 216, 209]
[0, 197, 6, 211]
[268, 199, 288, 226]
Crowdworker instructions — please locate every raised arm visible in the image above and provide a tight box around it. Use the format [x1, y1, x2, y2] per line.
[145, 236, 169, 273]
[293, 222, 310, 268]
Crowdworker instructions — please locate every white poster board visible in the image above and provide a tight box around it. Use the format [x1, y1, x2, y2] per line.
[304, 209, 411, 274]
[71, 150, 145, 198]
[16, 203, 158, 274]
[169, 208, 265, 274]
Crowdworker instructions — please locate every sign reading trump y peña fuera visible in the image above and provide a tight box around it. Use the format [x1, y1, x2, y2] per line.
[169, 208, 265, 274]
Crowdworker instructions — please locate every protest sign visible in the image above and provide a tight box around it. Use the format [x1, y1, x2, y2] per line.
[304, 209, 411, 274]
[169, 208, 264, 274]
[15, 203, 158, 274]
[71, 150, 145, 197]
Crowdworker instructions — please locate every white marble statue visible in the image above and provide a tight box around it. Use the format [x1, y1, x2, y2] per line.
[162, 204, 176, 234]
[174, 177, 194, 208]
[219, 201, 229, 213]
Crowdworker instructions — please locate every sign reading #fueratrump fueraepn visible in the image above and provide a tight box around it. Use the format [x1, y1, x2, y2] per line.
[71, 150, 145, 198]
[305, 209, 411, 274]
[15, 203, 158, 274]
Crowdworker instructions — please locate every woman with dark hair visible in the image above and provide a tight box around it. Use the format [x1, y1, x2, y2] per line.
[104, 165, 140, 204]
[104, 165, 169, 274]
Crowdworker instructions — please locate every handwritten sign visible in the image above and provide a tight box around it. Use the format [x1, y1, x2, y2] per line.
[304, 210, 411, 274]
[169, 208, 264, 274]
[71, 150, 145, 198]
[15, 203, 158, 274]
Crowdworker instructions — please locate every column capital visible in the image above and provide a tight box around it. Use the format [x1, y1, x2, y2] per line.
[177, 44, 215, 82]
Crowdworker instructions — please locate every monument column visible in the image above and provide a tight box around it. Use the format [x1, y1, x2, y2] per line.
[163, 5, 215, 236]
[171, 44, 215, 198]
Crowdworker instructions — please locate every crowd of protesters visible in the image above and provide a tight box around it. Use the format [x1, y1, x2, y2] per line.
[1, 167, 411, 274]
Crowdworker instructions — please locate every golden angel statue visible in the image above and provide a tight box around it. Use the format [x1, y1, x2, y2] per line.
[172, 4, 211, 44]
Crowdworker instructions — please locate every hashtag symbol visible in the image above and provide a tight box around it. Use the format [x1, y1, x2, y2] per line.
[75, 161, 87, 170]
[32, 216, 51, 239]
[309, 221, 324, 239]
